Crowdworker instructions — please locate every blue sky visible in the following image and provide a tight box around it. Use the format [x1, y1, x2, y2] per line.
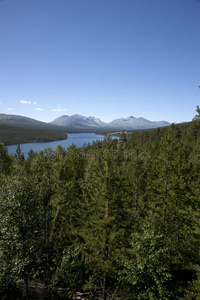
[0, 0, 200, 124]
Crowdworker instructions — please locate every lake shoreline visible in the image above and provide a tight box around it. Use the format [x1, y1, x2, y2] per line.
[7, 133, 118, 159]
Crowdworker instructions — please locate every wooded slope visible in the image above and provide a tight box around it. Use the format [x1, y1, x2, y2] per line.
[0, 114, 200, 299]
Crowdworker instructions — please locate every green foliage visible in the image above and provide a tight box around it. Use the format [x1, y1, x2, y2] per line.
[0, 143, 12, 174]
[0, 175, 43, 297]
[1, 108, 200, 298]
[180, 279, 200, 299]
[119, 224, 172, 299]
[52, 245, 85, 292]
[193, 105, 200, 121]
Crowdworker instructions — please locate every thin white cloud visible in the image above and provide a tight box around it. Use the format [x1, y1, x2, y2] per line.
[7, 108, 14, 111]
[33, 101, 37, 105]
[20, 100, 31, 104]
[35, 108, 44, 111]
[52, 108, 67, 112]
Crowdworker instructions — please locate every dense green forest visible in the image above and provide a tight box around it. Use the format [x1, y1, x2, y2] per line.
[1, 109, 200, 299]
[0, 124, 68, 145]
[0, 114, 68, 145]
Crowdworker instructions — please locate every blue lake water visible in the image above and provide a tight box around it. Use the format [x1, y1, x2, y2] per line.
[7, 133, 117, 159]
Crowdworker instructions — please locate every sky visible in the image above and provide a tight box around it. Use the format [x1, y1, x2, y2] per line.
[0, 0, 200, 124]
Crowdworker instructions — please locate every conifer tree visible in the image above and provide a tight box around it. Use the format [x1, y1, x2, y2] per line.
[81, 141, 124, 299]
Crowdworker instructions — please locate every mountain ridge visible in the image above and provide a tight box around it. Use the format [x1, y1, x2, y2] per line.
[0, 113, 66, 132]
[50, 114, 170, 130]
[0, 113, 171, 143]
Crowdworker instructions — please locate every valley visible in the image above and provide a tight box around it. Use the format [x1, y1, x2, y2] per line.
[0, 113, 170, 145]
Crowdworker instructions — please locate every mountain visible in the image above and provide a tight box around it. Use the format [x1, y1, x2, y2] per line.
[107, 116, 170, 130]
[50, 114, 107, 128]
[0, 113, 170, 145]
[50, 114, 170, 130]
[0, 113, 66, 132]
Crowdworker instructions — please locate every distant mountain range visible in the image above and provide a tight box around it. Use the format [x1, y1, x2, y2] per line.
[50, 114, 170, 130]
[0, 113, 171, 145]
[50, 114, 106, 128]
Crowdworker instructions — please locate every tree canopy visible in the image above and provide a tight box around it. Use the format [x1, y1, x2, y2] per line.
[1, 110, 200, 299]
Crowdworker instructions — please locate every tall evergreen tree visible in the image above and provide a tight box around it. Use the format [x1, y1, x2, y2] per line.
[81, 142, 124, 299]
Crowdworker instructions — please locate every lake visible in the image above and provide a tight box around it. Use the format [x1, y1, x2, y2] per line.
[7, 133, 117, 159]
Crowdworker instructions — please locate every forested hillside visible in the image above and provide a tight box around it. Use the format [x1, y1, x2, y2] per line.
[0, 114, 68, 145]
[0, 124, 68, 145]
[1, 109, 200, 299]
